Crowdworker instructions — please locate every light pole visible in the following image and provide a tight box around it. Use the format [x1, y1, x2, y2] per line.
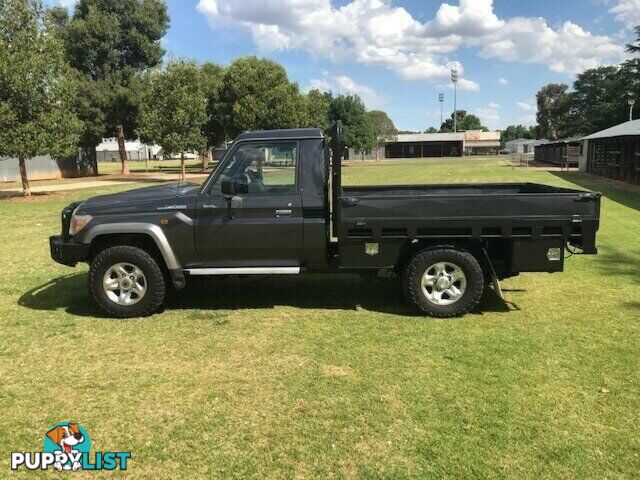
[629, 98, 636, 121]
[438, 92, 444, 129]
[451, 69, 458, 132]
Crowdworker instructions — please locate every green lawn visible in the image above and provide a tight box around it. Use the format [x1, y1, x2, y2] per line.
[0, 158, 638, 479]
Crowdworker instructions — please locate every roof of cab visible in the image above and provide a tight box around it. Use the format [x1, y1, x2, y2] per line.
[234, 128, 324, 142]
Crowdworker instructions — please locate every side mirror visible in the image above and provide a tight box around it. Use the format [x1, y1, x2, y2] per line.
[221, 178, 235, 196]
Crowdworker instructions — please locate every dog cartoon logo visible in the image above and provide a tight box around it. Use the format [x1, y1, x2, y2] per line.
[11, 422, 130, 472]
[44, 423, 91, 471]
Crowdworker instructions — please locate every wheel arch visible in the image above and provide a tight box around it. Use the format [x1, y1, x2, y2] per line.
[395, 238, 491, 278]
[82, 223, 180, 271]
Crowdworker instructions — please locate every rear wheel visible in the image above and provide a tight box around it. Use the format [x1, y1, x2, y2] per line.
[402, 248, 484, 318]
[88, 245, 166, 318]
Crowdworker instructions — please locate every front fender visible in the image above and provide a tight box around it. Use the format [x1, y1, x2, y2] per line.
[80, 223, 181, 270]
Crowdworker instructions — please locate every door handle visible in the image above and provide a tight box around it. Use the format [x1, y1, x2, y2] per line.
[275, 209, 292, 216]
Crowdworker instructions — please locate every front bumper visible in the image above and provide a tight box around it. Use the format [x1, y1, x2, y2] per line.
[50, 236, 90, 267]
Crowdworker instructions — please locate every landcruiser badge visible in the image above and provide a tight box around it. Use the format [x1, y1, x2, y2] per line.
[365, 243, 379, 256]
[157, 205, 187, 211]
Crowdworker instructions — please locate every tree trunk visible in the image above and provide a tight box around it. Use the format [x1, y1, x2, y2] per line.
[201, 149, 209, 170]
[116, 124, 129, 175]
[180, 152, 186, 181]
[207, 149, 213, 169]
[375, 145, 379, 162]
[18, 154, 30, 197]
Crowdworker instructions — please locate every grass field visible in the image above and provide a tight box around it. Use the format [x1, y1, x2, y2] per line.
[0, 157, 638, 479]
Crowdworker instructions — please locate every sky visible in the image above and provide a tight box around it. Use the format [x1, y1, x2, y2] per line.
[53, 0, 639, 132]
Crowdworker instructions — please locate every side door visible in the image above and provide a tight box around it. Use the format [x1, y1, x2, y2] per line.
[194, 140, 303, 267]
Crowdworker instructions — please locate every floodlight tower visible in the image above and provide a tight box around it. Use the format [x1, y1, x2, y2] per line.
[451, 69, 459, 132]
[438, 92, 444, 128]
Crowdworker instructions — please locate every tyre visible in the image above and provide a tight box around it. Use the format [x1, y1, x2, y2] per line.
[402, 248, 484, 318]
[88, 245, 166, 318]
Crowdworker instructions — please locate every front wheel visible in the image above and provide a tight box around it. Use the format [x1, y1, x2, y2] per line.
[402, 248, 484, 318]
[88, 245, 166, 318]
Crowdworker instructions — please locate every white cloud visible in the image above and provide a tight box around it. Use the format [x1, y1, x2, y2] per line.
[517, 101, 534, 111]
[477, 18, 624, 74]
[197, 0, 625, 83]
[477, 103, 500, 128]
[609, 0, 640, 30]
[445, 77, 480, 91]
[518, 114, 537, 126]
[498, 77, 508, 85]
[307, 71, 383, 108]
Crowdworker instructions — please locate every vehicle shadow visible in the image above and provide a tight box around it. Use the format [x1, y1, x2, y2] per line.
[19, 273, 515, 319]
[595, 248, 640, 285]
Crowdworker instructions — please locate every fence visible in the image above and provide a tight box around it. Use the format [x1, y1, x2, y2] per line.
[587, 136, 640, 185]
[507, 153, 534, 169]
[0, 150, 96, 183]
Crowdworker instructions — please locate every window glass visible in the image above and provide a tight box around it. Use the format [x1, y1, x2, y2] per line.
[211, 142, 297, 195]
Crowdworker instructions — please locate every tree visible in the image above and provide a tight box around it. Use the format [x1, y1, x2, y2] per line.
[567, 60, 640, 135]
[218, 56, 307, 138]
[440, 110, 487, 132]
[425, 127, 439, 133]
[304, 89, 331, 132]
[64, 0, 169, 175]
[627, 26, 640, 53]
[329, 94, 376, 156]
[536, 84, 571, 140]
[500, 124, 536, 146]
[200, 62, 224, 169]
[139, 60, 207, 181]
[367, 110, 396, 161]
[47, 6, 103, 175]
[0, 0, 81, 196]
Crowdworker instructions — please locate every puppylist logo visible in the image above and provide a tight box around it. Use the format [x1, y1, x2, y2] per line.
[11, 422, 131, 472]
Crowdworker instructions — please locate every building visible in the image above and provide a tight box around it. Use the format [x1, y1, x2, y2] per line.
[96, 138, 163, 162]
[463, 130, 501, 155]
[505, 138, 549, 154]
[384, 132, 465, 158]
[580, 119, 640, 184]
[350, 130, 501, 160]
[534, 137, 582, 168]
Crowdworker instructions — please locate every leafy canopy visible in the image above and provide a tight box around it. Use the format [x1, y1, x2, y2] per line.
[368, 110, 397, 141]
[219, 56, 307, 139]
[440, 110, 487, 132]
[63, 0, 169, 137]
[139, 60, 207, 157]
[536, 83, 571, 140]
[329, 94, 377, 154]
[0, 0, 81, 159]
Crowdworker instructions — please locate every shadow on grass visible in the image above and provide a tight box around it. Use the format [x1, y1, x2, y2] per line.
[550, 171, 640, 212]
[595, 249, 640, 286]
[19, 273, 515, 319]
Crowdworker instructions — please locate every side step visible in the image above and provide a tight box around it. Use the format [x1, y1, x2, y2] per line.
[185, 267, 301, 276]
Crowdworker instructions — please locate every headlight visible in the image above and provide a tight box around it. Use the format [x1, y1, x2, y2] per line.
[69, 207, 93, 236]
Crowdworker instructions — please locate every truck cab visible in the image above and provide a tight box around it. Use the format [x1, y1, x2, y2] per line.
[51, 127, 601, 318]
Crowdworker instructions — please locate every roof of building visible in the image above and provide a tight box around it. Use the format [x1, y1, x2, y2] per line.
[582, 119, 640, 140]
[505, 138, 549, 146]
[536, 136, 583, 147]
[388, 132, 465, 143]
